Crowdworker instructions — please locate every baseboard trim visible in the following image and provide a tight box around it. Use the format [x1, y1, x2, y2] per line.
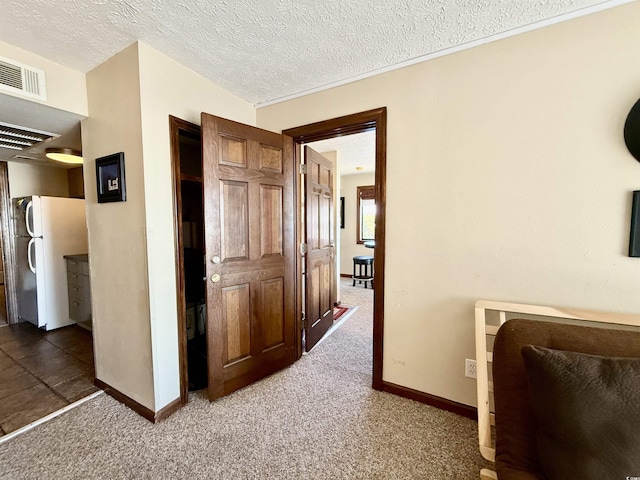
[339, 273, 351, 278]
[94, 378, 182, 423]
[380, 381, 477, 420]
[156, 397, 183, 422]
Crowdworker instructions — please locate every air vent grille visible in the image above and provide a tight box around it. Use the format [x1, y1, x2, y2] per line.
[23, 68, 40, 96]
[0, 56, 46, 100]
[0, 122, 57, 153]
[0, 60, 22, 90]
[0, 143, 22, 151]
[12, 154, 41, 161]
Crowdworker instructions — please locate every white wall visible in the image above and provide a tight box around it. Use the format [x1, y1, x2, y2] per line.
[136, 42, 255, 410]
[0, 40, 87, 116]
[7, 163, 69, 198]
[257, 1, 640, 407]
[339, 173, 375, 275]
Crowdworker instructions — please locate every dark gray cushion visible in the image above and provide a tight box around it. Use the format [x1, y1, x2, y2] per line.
[521, 345, 640, 480]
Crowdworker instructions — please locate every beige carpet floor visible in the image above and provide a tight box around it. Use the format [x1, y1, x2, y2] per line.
[0, 279, 490, 479]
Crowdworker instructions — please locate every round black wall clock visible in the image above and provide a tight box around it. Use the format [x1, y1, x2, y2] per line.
[625, 98, 640, 162]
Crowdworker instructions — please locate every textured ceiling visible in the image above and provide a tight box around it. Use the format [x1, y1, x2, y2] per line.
[0, 0, 631, 105]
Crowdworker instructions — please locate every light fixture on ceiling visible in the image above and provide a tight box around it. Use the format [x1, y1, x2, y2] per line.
[45, 147, 83, 164]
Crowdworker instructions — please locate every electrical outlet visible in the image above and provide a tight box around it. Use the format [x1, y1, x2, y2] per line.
[465, 358, 477, 379]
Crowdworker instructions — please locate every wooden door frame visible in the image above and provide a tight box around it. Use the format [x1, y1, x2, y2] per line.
[284, 107, 386, 390]
[0, 162, 18, 325]
[169, 115, 201, 405]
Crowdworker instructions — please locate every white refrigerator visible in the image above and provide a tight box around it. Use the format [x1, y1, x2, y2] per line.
[13, 196, 88, 330]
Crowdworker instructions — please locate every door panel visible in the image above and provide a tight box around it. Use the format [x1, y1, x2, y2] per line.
[220, 180, 249, 261]
[304, 146, 336, 351]
[202, 113, 295, 400]
[220, 136, 247, 167]
[262, 277, 284, 349]
[221, 284, 251, 364]
[260, 185, 283, 256]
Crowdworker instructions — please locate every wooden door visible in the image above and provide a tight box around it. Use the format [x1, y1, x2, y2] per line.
[201, 113, 295, 400]
[304, 146, 336, 351]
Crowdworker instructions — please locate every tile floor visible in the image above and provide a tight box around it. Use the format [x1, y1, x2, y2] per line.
[0, 322, 97, 436]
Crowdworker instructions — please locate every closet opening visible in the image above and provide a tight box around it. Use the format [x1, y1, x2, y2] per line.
[170, 116, 207, 403]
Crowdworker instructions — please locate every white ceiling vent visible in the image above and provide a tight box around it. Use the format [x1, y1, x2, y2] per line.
[0, 121, 57, 153]
[12, 154, 40, 161]
[0, 56, 46, 101]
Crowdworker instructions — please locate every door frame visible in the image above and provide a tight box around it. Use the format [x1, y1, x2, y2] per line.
[0, 162, 18, 325]
[284, 107, 386, 390]
[169, 115, 201, 405]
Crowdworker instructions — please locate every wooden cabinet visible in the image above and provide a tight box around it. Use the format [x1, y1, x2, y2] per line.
[64, 254, 91, 329]
[68, 167, 85, 199]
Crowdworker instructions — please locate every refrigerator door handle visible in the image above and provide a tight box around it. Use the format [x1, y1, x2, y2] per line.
[25, 200, 35, 237]
[27, 238, 36, 274]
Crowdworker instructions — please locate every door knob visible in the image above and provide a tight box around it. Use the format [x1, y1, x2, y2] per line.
[211, 256, 221, 264]
[210, 273, 221, 283]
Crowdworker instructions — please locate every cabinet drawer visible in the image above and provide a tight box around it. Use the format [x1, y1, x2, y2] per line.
[67, 260, 83, 274]
[67, 271, 87, 287]
[66, 259, 89, 275]
[67, 280, 90, 301]
[68, 297, 91, 323]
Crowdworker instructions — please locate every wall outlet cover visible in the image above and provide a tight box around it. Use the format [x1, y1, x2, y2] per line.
[465, 358, 477, 379]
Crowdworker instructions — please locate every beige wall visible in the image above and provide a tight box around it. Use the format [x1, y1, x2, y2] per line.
[82, 43, 154, 409]
[339, 173, 375, 276]
[0, 40, 87, 116]
[258, 2, 640, 407]
[7, 163, 69, 198]
[136, 42, 255, 409]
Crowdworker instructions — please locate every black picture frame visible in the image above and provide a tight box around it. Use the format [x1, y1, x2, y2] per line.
[630, 190, 640, 257]
[96, 152, 126, 203]
[340, 197, 345, 229]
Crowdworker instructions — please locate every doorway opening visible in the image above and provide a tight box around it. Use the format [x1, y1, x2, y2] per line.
[300, 129, 376, 354]
[284, 107, 386, 390]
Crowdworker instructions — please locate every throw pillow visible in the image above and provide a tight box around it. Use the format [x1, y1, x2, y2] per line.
[521, 345, 640, 480]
